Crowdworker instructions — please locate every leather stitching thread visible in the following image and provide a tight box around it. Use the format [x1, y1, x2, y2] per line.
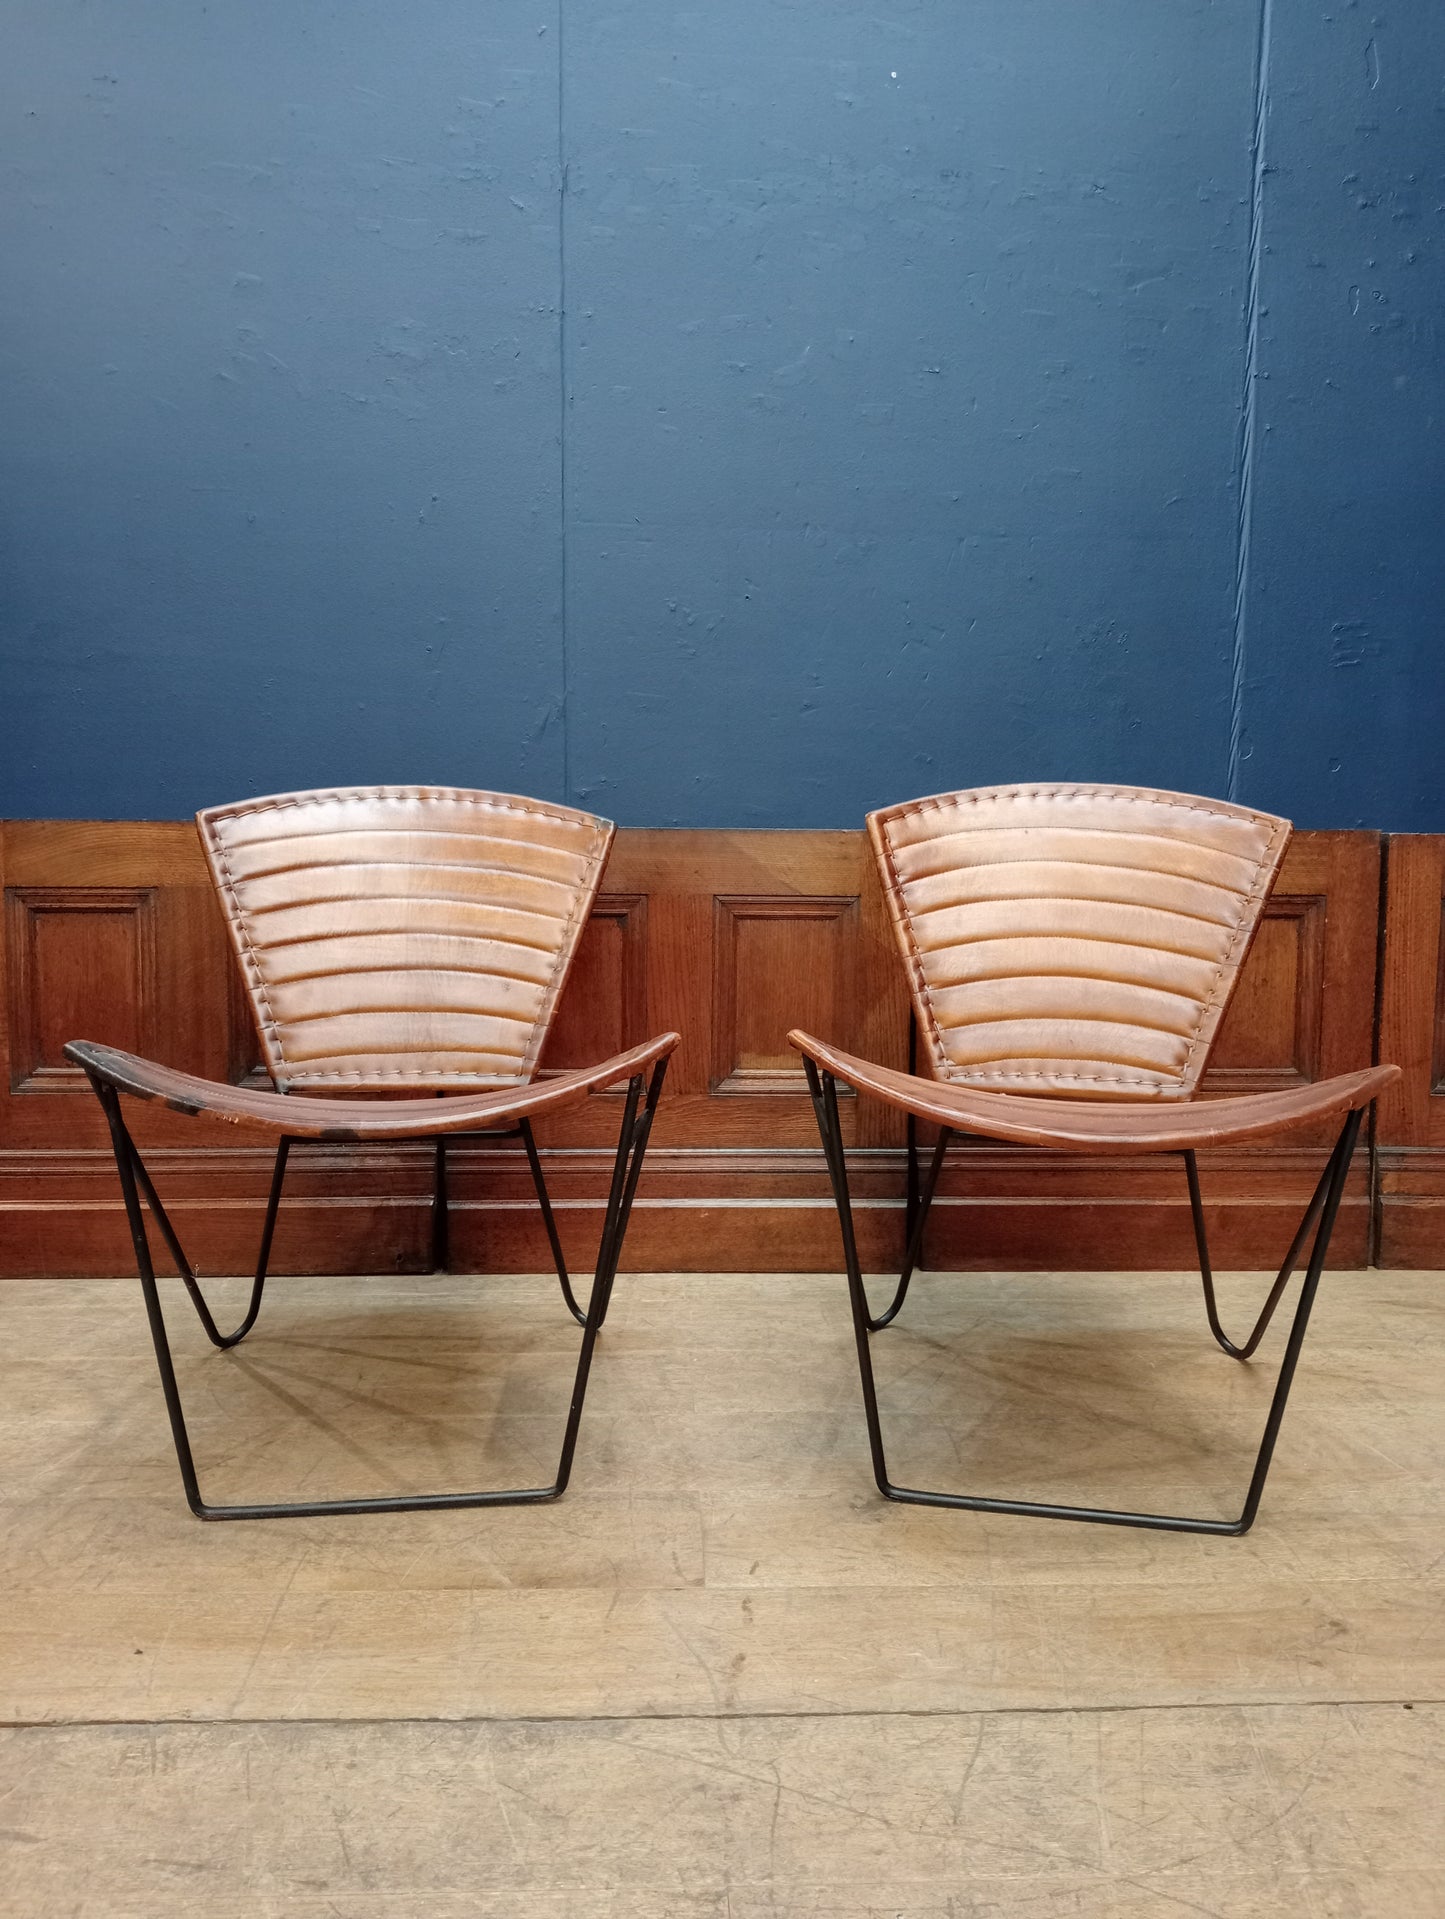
[204, 788, 611, 1085]
[205, 822, 288, 1080]
[877, 786, 1288, 1097]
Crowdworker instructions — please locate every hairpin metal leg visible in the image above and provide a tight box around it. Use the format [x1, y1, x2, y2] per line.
[866, 1128, 951, 1331]
[520, 1117, 587, 1325]
[87, 1057, 668, 1520]
[807, 1063, 1363, 1535]
[1184, 1148, 1333, 1360]
[127, 1137, 289, 1349]
[809, 1027, 947, 1333]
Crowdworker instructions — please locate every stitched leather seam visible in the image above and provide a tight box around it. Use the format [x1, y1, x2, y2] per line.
[883, 785, 1272, 827]
[205, 821, 288, 1079]
[275, 1005, 538, 1029]
[941, 1012, 1197, 1038]
[907, 891, 1241, 929]
[254, 927, 561, 960]
[245, 901, 568, 934]
[1175, 816, 1289, 1082]
[917, 931, 1229, 963]
[261, 962, 552, 988]
[205, 789, 611, 1085]
[230, 863, 584, 897]
[953, 1068, 1171, 1086]
[876, 789, 1287, 1098]
[527, 826, 610, 1079]
[927, 964, 1207, 995]
[219, 824, 599, 853]
[892, 828, 1267, 870]
[210, 788, 604, 832]
[278, 1066, 530, 1082]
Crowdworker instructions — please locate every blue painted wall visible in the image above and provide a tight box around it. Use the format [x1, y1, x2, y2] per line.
[2, 2, 1441, 825]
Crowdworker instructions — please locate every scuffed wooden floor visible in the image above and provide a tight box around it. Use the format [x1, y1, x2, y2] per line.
[2, 1267, 1442, 1914]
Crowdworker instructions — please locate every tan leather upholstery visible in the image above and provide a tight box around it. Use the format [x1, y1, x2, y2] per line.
[64, 1034, 678, 1140]
[788, 1031, 1398, 1154]
[867, 784, 1291, 1101]
[198, 786, 614, 1093]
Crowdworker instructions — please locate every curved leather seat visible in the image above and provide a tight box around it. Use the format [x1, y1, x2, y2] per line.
[790, 1031, 1397, 1155]
[795, 781, 1400, 1537]
[70, 784, 678, 1522]
[67, 1033, 677, 1140]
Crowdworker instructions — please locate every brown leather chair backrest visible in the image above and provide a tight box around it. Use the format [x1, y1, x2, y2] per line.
[199, 785, 613, 1093]
[867, 783, 1290, 1101]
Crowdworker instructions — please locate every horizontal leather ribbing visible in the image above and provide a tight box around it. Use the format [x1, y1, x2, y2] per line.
[199, 786, 614, 1091]
[903, 860, 1250, 926]
[868, 783, 1291, 1100]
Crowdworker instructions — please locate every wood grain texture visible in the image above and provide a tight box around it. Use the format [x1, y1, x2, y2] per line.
[2, 1267, 1442, 1726]
[1, 1265, 1440, 1913]
[0, 822, 1402, 1271]
[3, 1707, 1442, 1917]
[1377, 835, 1445, 1265]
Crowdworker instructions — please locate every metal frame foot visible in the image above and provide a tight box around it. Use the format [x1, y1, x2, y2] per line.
[805, 1057, 1362, 1536]
[88, 1059, 667, 1520]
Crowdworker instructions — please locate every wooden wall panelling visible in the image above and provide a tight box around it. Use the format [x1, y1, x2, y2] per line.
[711, 893, 859, 1095]
[0, 820, 1405, 1277]
[539, 892, 650, 1078]
[1376, 834, 1445, 1265]
[526, 831, 908, 1150]
[0, 823, 250, 1151]
[464, 830, 909, 1274]
[6, 884, 159, 1095]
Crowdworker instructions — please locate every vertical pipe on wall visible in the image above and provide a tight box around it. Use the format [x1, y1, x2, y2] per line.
[1228, 0, 1274, 801]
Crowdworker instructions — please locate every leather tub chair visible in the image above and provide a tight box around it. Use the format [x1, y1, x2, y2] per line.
[67, 784, 678, 1520]
[791, 782, 1398, 1534]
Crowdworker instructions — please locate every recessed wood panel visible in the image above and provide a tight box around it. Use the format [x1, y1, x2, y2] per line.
[1432, 898, 1445, 1096]
[0, 819, 1410, 1274]
[5, 887, 157, 1093]
[540, 895, 648, 1076]
[712, 896, 859, 1095]
[1206, 895, 1325, 1088]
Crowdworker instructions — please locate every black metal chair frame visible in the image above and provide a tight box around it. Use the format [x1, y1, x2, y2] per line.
[429, 1119, 586, 1320]
[84, 1059, 668, 1522]
[804, 1054, 1365, 1536]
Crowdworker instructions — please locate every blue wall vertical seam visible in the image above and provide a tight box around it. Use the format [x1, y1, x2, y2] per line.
[557, 0, 571, 804]
[1228, 0, 1272, 801]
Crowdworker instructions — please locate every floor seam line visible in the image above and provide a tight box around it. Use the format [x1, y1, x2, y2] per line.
[5, 1695, 1441, 1733]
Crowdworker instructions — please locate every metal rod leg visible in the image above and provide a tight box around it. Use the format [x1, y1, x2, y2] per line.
[806, 1063, 1367, 1534]
[868, 1128, 951, 1331]
[805, 1061, 891, 1496]
[521, 1117, 587, 1325]
[129, 1137, 290, 1348]
[95, 1085, 208, 1515]
[552, 1057, 669, 1491]
[84, 1060, 669, 1522]
[805, 1046, 947, 1331]
[591, 1058, 668, 1332]
[1233, 1109, 1362, 1532]
[1186, 1148, 1333, 1360]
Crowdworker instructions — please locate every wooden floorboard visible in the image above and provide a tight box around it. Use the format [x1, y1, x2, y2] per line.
[2, 1267, 1441, 1912]
[2, 1707, 1442, 1917]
